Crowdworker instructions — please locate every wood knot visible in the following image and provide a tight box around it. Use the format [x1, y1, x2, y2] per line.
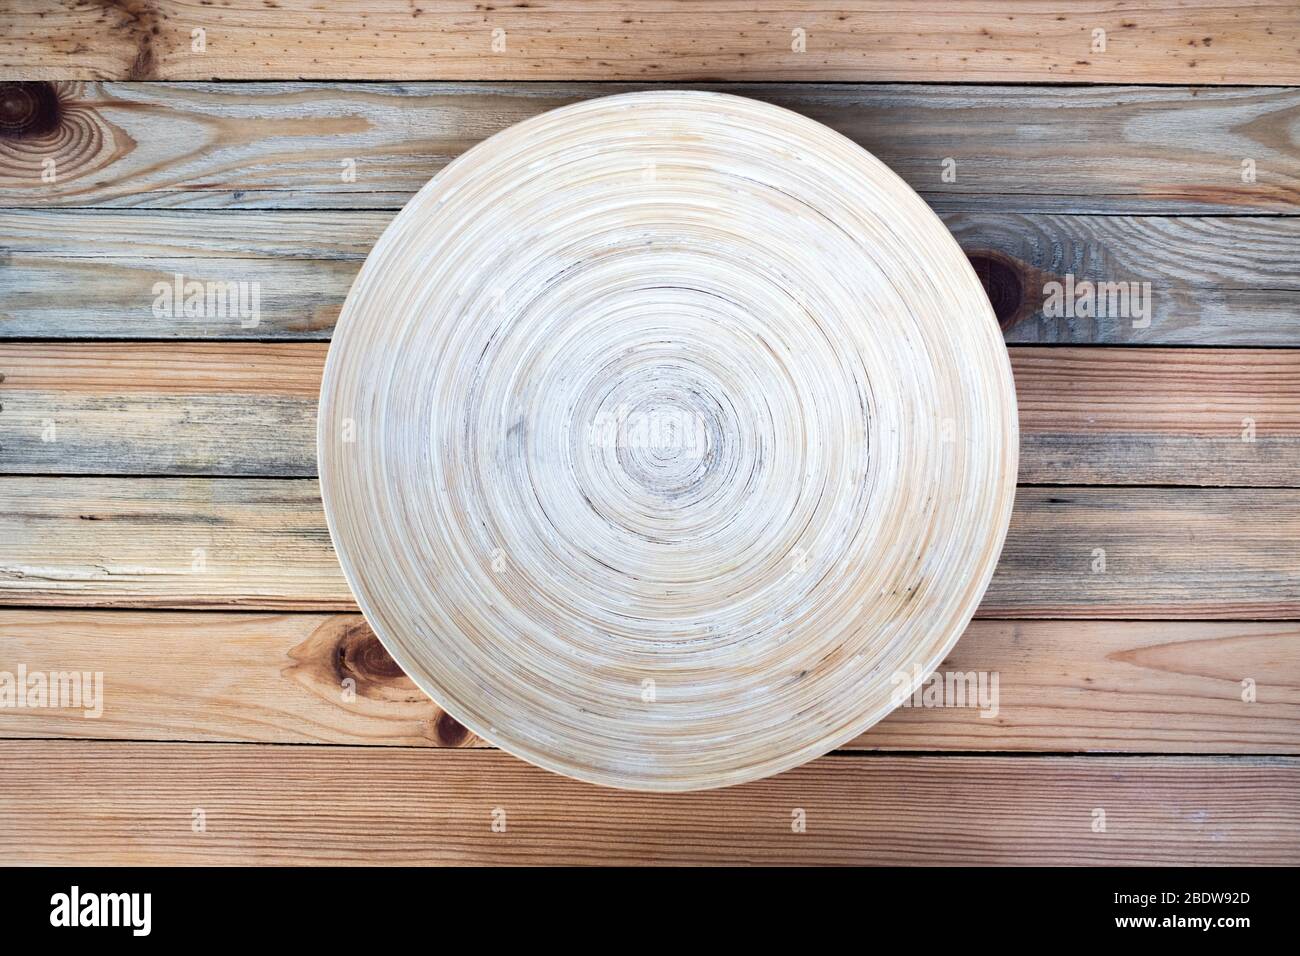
[0, 82, 62, 140]
[967, 250, 1026, 329]
[432, 710, 472, 747]
[335, 619, 407, 684]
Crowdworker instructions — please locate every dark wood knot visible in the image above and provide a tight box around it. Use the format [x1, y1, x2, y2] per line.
[0, 82, 62, 141]
[335, 619, 407, 684]
[432, 710, 472, 747]
[967, 250, 1026, 329]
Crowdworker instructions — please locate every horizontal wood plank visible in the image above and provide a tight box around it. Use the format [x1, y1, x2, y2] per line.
[952, 214, 1300, 346]
[864, 620, 1300, 752]
[0, 211, 371, 339]
[989, 487, 1300, 619]
[0, 610, 483, 749]
[1, 1, 1294, 84]
[1, 742, 1295, 864]
[1012, 348, 1300, 484]
[4, 210, 1298, 344]
[0, 479, 1295, 617]
[1, 612, 1295, 754]
[0, 477, 348, 610]
[3, 343, 1295, 485]
[0, 343, 324, 477]
[1, 83, 1296, 213]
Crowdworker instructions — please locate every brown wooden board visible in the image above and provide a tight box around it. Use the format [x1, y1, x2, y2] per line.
[1, 1, 1295, 84]
[1, 612, 1295, 754]
[1, 742, 1295, 864]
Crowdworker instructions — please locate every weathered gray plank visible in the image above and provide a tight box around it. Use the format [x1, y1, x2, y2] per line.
[0, 343, 321, 476]
[985, 487, 1300, 619]
[0, 478, 1295, 617]
[4, 210, 1296, 343]
[3, 344, 1294, 484]
[0, 83, 1295, 213]
[950, 213, 1300, 345]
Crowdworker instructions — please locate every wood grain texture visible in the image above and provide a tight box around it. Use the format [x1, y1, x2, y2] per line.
[988, 487, 1300, 619]
[952, 214, 1300, 346]
[3, 343, 1294, 485]
[0, 479, 1296, 618]
[1013, 348, 1300, 485]
[863, 620, 1300, 753]
[1, 612, 1295, 754]
[5, 210, 1297, 343]
[0, 209, 376, 339]
[0, 610, 484, 748]
[0, 343, 322, 476]
[0, 477, 348, 610]
[1, 1, 1295, 84]
[1, 83, 1296, 213]
[0, 742, 1295, 864]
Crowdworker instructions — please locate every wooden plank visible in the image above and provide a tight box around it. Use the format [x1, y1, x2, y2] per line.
[951, 214, 1300, 346]
[0, 343, 323, 476]
[0, 254, 352, 341]
[1, 1, 1294, 84]
[1012, 348, 1300, 485]
[863, 620, 1300, 752]
[1, 83, 1296, 213]
[0, 477, 349, 611]
[0, 479, 1295, 617]
[4, 210, 1298, 343]
[1, 612, 1295, 754]
[988, 487, 1300, 619]
[0, 742, 1295, 864]
[0, 211, 377, 340]
[0, 610, 484, 748]
[4, 343, 1296, 485]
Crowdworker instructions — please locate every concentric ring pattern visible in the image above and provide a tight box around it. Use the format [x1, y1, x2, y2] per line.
[319, 91, 1018, 791]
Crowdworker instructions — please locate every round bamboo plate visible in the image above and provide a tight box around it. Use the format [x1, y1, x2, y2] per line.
[319, 91, 1018, 791]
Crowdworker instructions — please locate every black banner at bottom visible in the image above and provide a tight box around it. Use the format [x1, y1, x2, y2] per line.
[0, 866, 1284, 942]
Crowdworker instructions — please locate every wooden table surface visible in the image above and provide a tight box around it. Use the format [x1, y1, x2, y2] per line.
[1, 0, 1298, 865]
